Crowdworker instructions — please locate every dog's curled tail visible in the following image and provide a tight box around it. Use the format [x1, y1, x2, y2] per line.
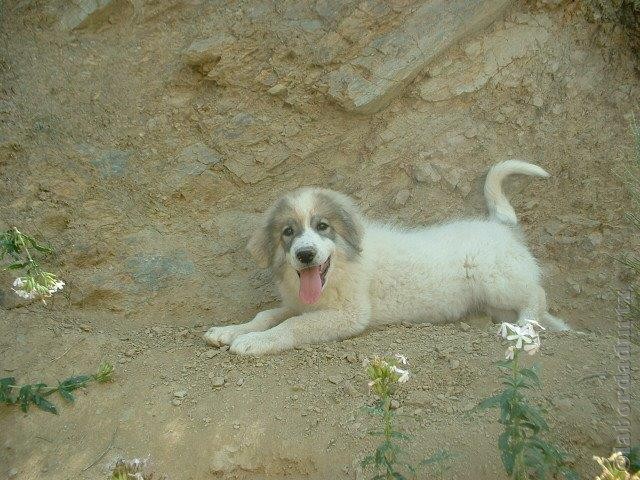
[484, 160, 549, 225]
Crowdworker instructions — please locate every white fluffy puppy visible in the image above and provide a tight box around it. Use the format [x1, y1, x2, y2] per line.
[205, 160, 568, 355]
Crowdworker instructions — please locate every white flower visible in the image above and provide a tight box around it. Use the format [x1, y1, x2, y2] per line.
[48, 280, 65, 294]
[11, 275, 65, 301]
[523, 336, 541, 355]
[498, 322, 520, 339]
[505, 346, 515, 360]
[392, 366, 410, 383]
[521, 318, 546, 331]
[395, 354, 408, 365]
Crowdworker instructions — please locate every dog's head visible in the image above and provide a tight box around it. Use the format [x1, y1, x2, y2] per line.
[248, 188, 363, 304]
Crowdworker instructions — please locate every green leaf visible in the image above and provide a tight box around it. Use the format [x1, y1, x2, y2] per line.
[361, 455, 375, 468]
[519, 367, 541, 387]
[628, 445, 640, 473]
[6, 261, 29, 270]
[58, 387, 75, 403]
[33, 394, 58, 415]
[58, 375, 92, 393]
[477, 393, 502, 410]
[17, 385, 34, 412]
[498, 432, 515, 474]
[0, 377, 16, 403]
[26, 236, 53, 254]
[519, 403, 549, 432]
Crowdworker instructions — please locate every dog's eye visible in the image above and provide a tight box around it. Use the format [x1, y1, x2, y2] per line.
[282, 226, 294, 237]
[317, 222, 329, 231]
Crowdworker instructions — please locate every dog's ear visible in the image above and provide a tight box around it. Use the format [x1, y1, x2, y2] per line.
[318, 191, 364, 254]
[247, 220, 271, 269]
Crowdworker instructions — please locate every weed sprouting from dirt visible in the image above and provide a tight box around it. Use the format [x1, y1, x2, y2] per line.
[361, 354, 414, 479]
[0, 227, 64, 303]
[478, 321, 577, 480]
[0, 362, 114, 415]
[110, 456, 165, 480]
[593, 450, 640, 479]
[361, 354, 453, 479]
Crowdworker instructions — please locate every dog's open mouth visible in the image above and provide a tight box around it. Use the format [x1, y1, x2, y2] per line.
[297, 256, 331, 305]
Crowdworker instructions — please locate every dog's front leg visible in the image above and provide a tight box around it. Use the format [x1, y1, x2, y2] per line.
[229, 309, 369, 356]
[203, 307, 292, 347]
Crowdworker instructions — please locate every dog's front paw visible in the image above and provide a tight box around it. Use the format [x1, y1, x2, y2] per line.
[230, 331, 286, 356]
[203, 325, 246, 347]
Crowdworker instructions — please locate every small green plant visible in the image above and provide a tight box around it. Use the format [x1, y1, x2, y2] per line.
[361, 354, 414, 480]
[593, 451, 640, 480]
[361, 354, 453, 479]
[478, 321, 577, 480]
[0, 227, 64, 303]
[0, 362, 114, 415]
[111, 457, 163, 480]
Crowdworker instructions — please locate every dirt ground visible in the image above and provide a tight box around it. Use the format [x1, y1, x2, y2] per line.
[1, 0, 639, 479]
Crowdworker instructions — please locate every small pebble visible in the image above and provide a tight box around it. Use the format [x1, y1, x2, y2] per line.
[173, 389, 188, 399]
[390, 399, 400, 410]
[459, 322, 470, 332]
[205, 350, 218, 359]
[79, 324, 92, 332]
[236, 378, 244, 386]
[268, 84, 287, 96]
[328, 375, 342, 385]
[211, 376, 226, 387]
[171, 399, 182, 406]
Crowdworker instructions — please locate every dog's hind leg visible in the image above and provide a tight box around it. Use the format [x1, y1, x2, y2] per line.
[486, 306, 517, 324]
[518, 286, 569, 331]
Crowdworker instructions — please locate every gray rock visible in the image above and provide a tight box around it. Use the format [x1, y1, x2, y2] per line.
[91, 149, 131, 178]
[584, 232, 603, 249]
[171, 398, 182, 406]
[411, 163, 441, 183]
[127, 252, 196, 291]
[57, 0, 114, 30]
[210, 376, 226, 387]
[165, 143, 223, 191]
[393, 189, 411, 207]
[324, 0, 511, 113]
[268, 84, 287, 96]
[184, 33, 236, 72]
[173, 389, 188, 399]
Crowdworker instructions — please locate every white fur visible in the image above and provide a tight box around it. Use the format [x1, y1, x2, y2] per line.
[204, 161, 568, 355]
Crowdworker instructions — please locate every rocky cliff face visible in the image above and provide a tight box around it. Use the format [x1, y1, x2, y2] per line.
[0, 3, 638, 477]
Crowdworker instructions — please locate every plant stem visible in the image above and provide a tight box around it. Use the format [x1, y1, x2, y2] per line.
[383, 394, 395, 480]
[13, 227, 35, 264]
[511, 350, 527, 480]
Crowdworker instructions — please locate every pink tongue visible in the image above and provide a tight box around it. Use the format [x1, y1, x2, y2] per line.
[298, 266, 322, 304]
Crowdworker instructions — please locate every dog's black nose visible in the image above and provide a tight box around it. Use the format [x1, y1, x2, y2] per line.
[296, 248, 316, 264]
